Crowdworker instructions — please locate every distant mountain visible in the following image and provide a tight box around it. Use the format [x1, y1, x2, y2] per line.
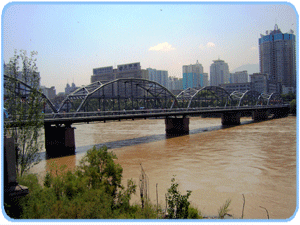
[231, 64, 259, 75]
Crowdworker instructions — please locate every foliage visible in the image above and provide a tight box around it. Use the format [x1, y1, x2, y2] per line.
[13, 146, 158, 219]
[290, 99, 296, 115]
[187, 206, 202, 219]
[218, 199, 231, 219]
[165, 176, 192, 219]
[4, 50, 44, 176]
[281, 92, 296, 103]
[76, 145, 123, 199]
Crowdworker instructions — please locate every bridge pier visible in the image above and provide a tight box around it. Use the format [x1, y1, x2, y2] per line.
[221, 112, 241, 125]
[165, 117, 189, 136]
[272, 107, 290, 119]
[252, 110, 269, 121]
[44, 124, 76, 158]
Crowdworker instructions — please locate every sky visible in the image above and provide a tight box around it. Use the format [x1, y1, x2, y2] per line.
[1, 1, 298, 93]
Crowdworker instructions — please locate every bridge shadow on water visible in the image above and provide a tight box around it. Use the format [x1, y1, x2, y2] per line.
[40, 119, 255, 160]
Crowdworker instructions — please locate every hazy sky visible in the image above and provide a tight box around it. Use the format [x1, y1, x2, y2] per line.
[2, 1, 298, 93]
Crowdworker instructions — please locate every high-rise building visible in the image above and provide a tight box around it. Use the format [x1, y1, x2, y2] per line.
[182, 60, 204, 89]
[147, 68, 168, 88]
[259, 24, 296, 92]
[210, 59, 230, 86]
[168, 76, 183, 91]
[201, 73, 209, 87]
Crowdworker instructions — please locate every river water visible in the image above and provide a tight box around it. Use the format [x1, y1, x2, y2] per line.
[30, 116, 297, 219]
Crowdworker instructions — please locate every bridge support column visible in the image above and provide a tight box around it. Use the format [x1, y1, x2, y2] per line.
[221, 112, 240, 125]
[165, 117, 189, 136]
[44, 124, 76, 158]
[252, 110, 269, 121]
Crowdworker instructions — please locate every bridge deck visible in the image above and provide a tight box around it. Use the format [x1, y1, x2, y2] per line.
[4, 105, 289, 127]
[44, 105, 289, 125]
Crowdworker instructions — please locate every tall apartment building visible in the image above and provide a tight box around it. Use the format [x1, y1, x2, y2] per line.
[201, 73, 209, 87]
[147, 68, 168, 88]
[230, 71, 248, 83]
[91, 62, 149, 84]
[168, 76, 183, 91]
[259, 24, 296, 92]
[210, 59, 230, 86]
[182, 60, 206, 89]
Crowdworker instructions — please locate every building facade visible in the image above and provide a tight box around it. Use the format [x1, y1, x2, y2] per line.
[65, 82, 77, 95]
[91, 62, 149, 84]
[147, 68, 168, 88]
[259, 24, 296, 92]
[41, 86, 56, 100]
[210, 59, 230, 86]
[250, 73, 277, 94]
[220, 82, 251, 93]
[182, 60, 206, 89]
[168, 76, 183, 91]
[230, 71, 248, 83]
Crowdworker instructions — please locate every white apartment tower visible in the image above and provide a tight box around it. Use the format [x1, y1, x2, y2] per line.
[210, 59, 230, 86]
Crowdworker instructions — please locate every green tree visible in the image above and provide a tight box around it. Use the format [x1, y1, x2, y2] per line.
[4, 50, 44, 176]
[165, 176, 192, 219]
[76, 145, 125, 199]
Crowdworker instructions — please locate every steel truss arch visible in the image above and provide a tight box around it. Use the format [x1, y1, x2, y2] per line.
[4, 74, 57, 113]
[239, 90, 261, 107]
[187, 86, 232, 108]
[57, 81, 103, 112]
[176, 87, 199, 108]
[59, 78, 179, 113]
[230, 91, 244, 106]
[266, 93, 284, 105]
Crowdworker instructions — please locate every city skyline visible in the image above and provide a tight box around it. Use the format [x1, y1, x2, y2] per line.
[2, 2, 298, 92]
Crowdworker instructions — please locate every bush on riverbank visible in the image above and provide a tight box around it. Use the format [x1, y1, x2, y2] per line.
[9, 145, 201, 219]
[290, 99, 296, 115]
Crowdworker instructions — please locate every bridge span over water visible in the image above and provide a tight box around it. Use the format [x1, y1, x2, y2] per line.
[4, 75, 290, 158]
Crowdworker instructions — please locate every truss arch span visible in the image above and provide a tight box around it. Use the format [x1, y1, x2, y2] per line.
[238, 90, 261, 107]
[176, 87, 199, 108]
[59, 78, 179, 113]
[57, 81, 103, 112]
[187, 86, 232, 108]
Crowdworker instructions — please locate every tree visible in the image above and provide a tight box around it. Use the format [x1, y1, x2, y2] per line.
[4, 50, 44, 176]
[165, 176, 192, 219]
[76, 145, 124, 199]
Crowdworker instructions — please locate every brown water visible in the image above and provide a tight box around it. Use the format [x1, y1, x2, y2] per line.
[30, 116, 297, 219]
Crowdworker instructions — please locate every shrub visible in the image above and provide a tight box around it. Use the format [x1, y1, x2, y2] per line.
[218, 199, 231, 219]
[188, 206, 202, 219]
[165, 176, 192, 219]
